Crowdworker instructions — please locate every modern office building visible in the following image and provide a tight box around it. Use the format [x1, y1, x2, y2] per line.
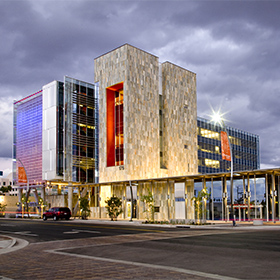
[197, 117, 260, 174]
[13, 77, 99, 188]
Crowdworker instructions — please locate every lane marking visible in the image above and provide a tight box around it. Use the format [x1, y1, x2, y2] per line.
[0, 230, 38, 237]
[73, 229, 101, 234]
[14, 231, 38, 237]
[46, 249, 240, 280]
[63, 229, 101, 234]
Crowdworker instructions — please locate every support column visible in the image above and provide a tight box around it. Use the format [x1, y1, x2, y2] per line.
[238, 207, 241, 221]
[278, 176, 280, 221]
[98, 185, 101, 219]
[122, 183, 126, 219]
[271, 173, 276, 223]
[167, 180, 172, 220]
[166, 181, 170, 220]
[151, 181, 155, 221]
[265, 174, 269, 221]
[202, 177, 206, 223]
[247, 174, 251, 221]
[68, 183, 73, 214]
[184, 181, 188, 220]
[136, 182, 140, 220]
[222, 176, 227, 221]
[254, 174, 257, 219]
[211, 178, 214, 221]
[243, 176, 246, 221]
[168, 181, 175, 220]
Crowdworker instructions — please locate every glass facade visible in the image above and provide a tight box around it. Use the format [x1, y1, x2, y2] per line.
[64, 76, 99, 183]
[197, 117, 260, 174]
[13, 91, 43, 185]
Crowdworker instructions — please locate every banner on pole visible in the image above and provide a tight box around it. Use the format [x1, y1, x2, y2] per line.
[221, 131, 231, 161]
[18, 166, 27, 183]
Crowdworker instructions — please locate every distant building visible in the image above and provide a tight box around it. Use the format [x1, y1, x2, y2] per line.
[0, 176, 12, 189]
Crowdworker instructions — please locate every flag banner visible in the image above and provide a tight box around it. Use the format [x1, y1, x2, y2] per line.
[18, 166, 27, 183]
[221, 131, 231, 161]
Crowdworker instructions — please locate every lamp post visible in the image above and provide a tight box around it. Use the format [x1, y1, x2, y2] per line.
[212, 112, 236, 226]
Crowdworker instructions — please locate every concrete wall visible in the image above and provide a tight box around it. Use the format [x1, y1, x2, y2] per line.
[161, 62, 197, 175]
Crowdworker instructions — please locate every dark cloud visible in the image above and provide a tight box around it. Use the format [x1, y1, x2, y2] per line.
[1, 0, 280, 170]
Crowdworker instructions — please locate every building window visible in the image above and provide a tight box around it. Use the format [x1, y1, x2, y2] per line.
[106, 82, 124, 166]
[205, 159, 220, 169]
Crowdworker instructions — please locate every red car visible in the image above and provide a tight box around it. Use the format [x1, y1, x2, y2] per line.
[43, 207, 71, 221]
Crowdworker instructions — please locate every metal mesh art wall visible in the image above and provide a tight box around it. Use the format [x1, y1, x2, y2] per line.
[13, 92, 43, 184]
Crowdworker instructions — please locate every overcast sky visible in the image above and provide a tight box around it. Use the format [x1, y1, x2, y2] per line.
[1, 0, 280, 176]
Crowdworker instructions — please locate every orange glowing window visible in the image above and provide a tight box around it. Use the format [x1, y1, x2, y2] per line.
[106, 82, 124, 167]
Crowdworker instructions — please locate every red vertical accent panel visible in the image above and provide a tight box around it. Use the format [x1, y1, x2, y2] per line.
[107, 88, 115, 166]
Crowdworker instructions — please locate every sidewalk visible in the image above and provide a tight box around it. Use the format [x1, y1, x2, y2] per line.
[68, 217, 280, 230]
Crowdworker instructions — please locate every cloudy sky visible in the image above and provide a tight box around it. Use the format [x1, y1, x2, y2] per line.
[1, 0, 280, 176]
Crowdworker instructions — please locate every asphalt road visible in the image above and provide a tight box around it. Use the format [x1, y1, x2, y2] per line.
[0, 218, 176, 243]
[1, 219, 280, 280]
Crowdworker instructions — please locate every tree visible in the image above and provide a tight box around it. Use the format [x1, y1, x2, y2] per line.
[105, 195, 122, 221]
[0, 185, 12, 195]
[192, 188, 210, 224]
[79, 196, 91, 220]
[140, 190, 154, 222]
[0, 203, 7, 217]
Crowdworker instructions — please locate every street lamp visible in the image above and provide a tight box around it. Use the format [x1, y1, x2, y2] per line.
[211, 111, 236, 226]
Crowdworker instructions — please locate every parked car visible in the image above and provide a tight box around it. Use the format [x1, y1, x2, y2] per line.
[43, 207, 71, 221]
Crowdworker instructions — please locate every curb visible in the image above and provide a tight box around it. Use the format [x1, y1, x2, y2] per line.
[0, 235, 16, 249]
[0, 235, 29, 255]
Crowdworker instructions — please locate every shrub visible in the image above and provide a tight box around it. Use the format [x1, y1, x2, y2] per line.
[105, 195, 122, 221]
